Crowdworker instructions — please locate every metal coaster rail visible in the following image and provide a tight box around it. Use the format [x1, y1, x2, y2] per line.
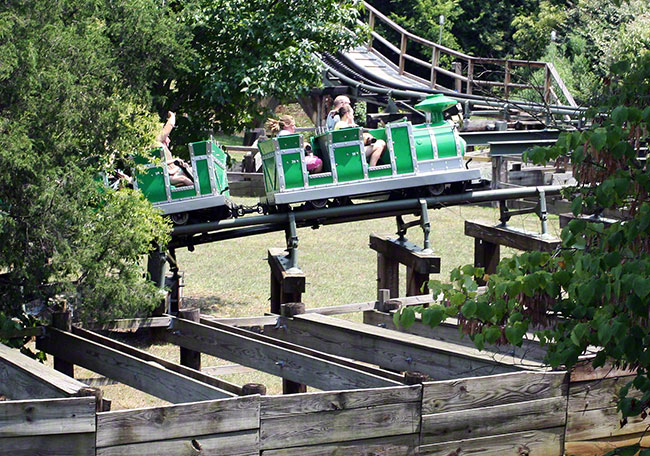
[169, 185, 565, 250]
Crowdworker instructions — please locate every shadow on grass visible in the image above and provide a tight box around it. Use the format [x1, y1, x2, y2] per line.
[182, 295, 266, 316]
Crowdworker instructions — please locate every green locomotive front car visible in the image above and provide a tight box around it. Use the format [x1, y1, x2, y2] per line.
[258, 94, 480, 206]
[134, 139, 231, 224]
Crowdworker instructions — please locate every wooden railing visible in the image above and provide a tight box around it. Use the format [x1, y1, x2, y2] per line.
[363, 2, 577, 107]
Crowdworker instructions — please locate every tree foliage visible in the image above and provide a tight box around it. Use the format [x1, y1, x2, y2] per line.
[0, 1, 177, 330]
[396, 53, 650, 431]
[166, 0, 366, 140]
[0, 0, 368, 336]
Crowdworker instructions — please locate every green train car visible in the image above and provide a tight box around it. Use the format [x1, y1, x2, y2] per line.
[134, 139, 231, 224]
[257, 94, 480, 206]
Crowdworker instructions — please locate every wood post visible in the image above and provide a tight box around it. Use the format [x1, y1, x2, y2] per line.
[52, 311, 74, 378]
[268, 248, 306, 315]
[377, 253, 399, 298]
[474, 238, 500, 286]
[399, 33, 407, 74]
[404, 371, 429, 385]
[370, 234, 440, 300]
[281, 303, 307, 395]
[453, 61, 462, 93]
[406, 268, 430, 296]
[241, 383, 266, 396]
[465, 220, 561, 285]
[179, 309, 201, 371]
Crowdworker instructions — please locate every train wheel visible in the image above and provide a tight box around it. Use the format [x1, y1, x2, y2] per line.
[170, 212, 189, 225]
[305, 199, 328, 210]
[424, 184, 446, 197]
[449, 181, 468, 194]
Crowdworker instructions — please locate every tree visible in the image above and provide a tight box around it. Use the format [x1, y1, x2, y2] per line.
[0, 1, 177, 336]
[162, 0, 367, 141]
[395, 52, 650, 447]
[0, 0, 368, 341]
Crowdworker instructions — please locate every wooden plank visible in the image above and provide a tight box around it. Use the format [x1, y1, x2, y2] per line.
[363, 310, 548, 363]
[166, 318, 399, 391]
[268, 248, 305, 295]
[97, 395, 259, 447]
[262, 433, 418, 456]
[201, 317, 404, 384]
[421, 396, 566, 444]
[260, 402, 420, 449]
[72, 327, 241, 395]
[419, 427, 564, 456]
[261, 385, 421, 418]
[568, 375, 636, 412]
[303, 301, 375, 316]
[422, 371, 567, 414]
[205, 315, 278, 327]
[0, 397, 95, 437]
[565, 405, 650, 441]
[97, 429, 258, 456]
[369, 234, 441, 274]
[0, 343, 90, 400]
[569, 359, 636, 382]
[0, 433, 95, 456]
[565, 431, 650, 456]
[265, 313, 534, 381]
[37, 328, 233, 403]
[465, 220, 560, 252]
[89, 317, 171, 332]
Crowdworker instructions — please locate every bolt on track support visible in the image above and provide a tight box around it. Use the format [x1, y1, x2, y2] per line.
[395, 199, 431, 251]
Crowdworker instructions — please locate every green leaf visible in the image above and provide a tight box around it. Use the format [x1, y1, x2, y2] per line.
[400, 307, 416, 329]
[590, 130, 607, 151]
[461, 300, 477, 318]
[571, 323, 589, 347]
[473, 333, 485, 351]
[393, 309, 401, 329]
[571, 196, 583, 216]
[505, 325, 525, 346]
[450, 292, 466, 307]
[553, 270, 571, 286]
[422, 306, 445, 328]
[634, 276, 650, 298]
[484, 326, 501, 344]
[612, 106, 628, 126]
[604, 251, 621, 268]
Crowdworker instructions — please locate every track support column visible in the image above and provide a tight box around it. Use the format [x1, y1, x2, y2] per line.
[268, 248, 306, 315]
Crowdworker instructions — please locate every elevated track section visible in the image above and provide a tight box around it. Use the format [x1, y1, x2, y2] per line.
[319, 2, 584, 127]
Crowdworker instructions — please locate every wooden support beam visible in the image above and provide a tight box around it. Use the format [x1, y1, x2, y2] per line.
[268, 248, 305, 315]
[265, 313, 539, 381]
[201, 316, 404, 384]
[281, 303, 307, 394]
[178, 309, 201, 371]
[71, 326, 241, 396]
[370, 234, 441, 275]
[165, 317, 401, 391]
[0, 343, 92, 400]
[363, 310, 548, 363]
[465, 220, 561, 253]
[371, 233, 440, 299]
[37, 328, 235, 403]
[377, 252, 399, 298]
[88, 316, 172, 332]
[52, 311, 74, 378]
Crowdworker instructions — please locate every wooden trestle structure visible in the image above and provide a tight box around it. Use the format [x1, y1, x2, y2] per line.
[1, 216, 645, 455]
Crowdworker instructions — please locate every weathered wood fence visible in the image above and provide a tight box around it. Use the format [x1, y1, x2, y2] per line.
[1, 308, 644, 455]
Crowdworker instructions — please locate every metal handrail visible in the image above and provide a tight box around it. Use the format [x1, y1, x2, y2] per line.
[362, 1, 577, 107]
